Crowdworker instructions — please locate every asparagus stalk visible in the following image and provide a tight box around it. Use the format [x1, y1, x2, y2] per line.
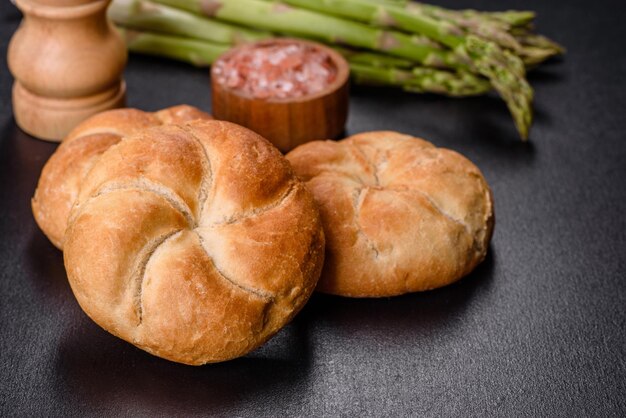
[399, 1, 522, 52]
[109, 0, 420, 71]
[116, 26, 491, 97]
[483, 11, 536, 28]
[118, 27, 229, 65]
[355, 0, 549, 66]
[370, 0, 537, 29]
[111, 0, 560, 71]
[519, 47, 560, 68]
[151, 0, 469, 69]
[515, 31, 566, 55]
[333, 46, 491, 96]
[350, 63, 491, 96]
[109, 0, 269, 44]
[361, 0, 562, 66]
[333, 47, 415, 69]
[111, 0, 490, 86]
[512, 29, 565, 67]
[280, 0, 516, 49]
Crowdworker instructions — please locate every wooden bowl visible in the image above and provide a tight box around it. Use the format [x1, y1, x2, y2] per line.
[211, 38, 349, 153]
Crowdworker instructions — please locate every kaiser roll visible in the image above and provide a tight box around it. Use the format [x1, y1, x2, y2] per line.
[63, 120, 325, 365]
[286, 131, 494, 297]
[32, 105, 212, 249]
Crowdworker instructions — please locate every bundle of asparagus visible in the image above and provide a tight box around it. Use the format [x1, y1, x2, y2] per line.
[109, 0, 564, 139]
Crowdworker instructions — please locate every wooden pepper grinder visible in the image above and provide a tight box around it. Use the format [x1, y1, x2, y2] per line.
[8, 0, 127, 141]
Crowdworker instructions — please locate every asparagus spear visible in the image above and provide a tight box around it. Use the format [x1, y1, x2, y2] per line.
[355, 0, 554, 69]
[352, 0, 562, 66]
[511, 29, 565, 67]
[515, 31, 566, 55]
[350, 63, 492, 96]
[118, 27, 229, 65]
[116, 26, 491, 97]
[109, 0, 269, 44]
[399, 1, 522, 52]
[333, 46, 491, 96]
[367, 0, 537, 29]
[110, 0, 494, 85]
[483, 10, 536, 28]
[151, 0, 468, 69]
[109, 1, 425, 72]
[332, 47, 415, 69]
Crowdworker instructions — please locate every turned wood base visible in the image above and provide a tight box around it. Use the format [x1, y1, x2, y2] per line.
[12, 80, 126, 142]
[8, 0, 127, 142]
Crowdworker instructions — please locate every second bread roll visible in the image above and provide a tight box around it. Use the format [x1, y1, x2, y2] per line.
[287, 131, 494, 297]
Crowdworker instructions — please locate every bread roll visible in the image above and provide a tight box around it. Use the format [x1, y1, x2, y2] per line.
[63, 120, 325, 365]
[286, 131, 494, 297]
[32, 105, 212, 249]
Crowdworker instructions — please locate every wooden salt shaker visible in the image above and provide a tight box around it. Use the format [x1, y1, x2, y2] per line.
[212, 39, 349, 153]
[8, 0, 127, 142]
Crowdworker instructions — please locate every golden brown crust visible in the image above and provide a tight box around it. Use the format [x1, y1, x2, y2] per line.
[63, 120, 325, 365]
[32, 105, 213, 249]
[286, 131, 494, 297]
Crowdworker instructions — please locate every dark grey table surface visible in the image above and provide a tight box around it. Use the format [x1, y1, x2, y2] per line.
[1, 1, 625, 416]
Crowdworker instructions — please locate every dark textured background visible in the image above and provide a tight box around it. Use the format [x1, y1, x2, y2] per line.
[1, 1, 625, 416]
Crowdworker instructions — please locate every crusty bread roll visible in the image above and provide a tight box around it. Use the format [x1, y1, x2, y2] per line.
[63, 120, 325, 365]
[286, 131, 494, 297]
[32, 105, 212, 249]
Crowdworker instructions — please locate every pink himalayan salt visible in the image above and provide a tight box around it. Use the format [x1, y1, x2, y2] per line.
[213, 42, 337, 100]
